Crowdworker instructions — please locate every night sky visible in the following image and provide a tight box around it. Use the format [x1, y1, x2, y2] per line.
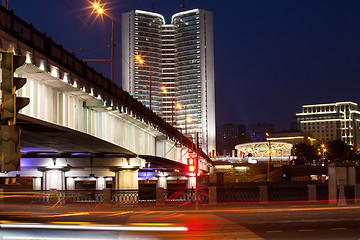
[9, 0, 360, 131]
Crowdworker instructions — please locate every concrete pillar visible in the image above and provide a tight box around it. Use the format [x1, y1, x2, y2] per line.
[187, 176, 196, 189]
[66, 177, 75, 190]
[49, 189, 58, 204]
[156, 174, 168, 189]
[209, 166, 217, 183]
[114, 169, 139, 190]
[43, 170, 65, 190]
[33, 177, 42, 190]
[338, 180, 347, 206]
[96, 177, 106, 190]
[156, 187, 165, 205]
[208, 186, 217, 204]
[328, 164, 337, 205]
[113, 168, 139, 203]
[110, 157, 144, 203]
[259, 185, 268, 202]
[103, 188, 111, 204]
[308, 184, 317, 201]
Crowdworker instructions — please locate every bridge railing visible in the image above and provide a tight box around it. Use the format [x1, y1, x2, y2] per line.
[0, 5, 211, 163]
[0, 182, 330, 205]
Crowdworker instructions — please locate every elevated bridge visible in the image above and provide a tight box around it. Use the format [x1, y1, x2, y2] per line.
[0, 5, 213, 197]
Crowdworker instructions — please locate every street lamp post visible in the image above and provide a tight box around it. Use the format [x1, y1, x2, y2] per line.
[161, 86, 175, 126]
[266, 133, 271, 182]
[321, 144, 327, 165]
[135, 55, 152, 110]
[91, 1, 115, 83]
[176, 103, 191, 135]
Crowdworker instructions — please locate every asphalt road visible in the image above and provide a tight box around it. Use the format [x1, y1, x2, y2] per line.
[1, 202, 360, 239]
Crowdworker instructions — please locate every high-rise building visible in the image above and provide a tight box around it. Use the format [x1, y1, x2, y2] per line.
[246, 123, 275, 142]
[296, 102, 360, 150]
[122, 9, 215, 155]
[216, 124, 249, 156]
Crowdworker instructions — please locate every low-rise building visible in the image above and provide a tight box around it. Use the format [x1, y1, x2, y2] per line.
[296, 102, 360, 150]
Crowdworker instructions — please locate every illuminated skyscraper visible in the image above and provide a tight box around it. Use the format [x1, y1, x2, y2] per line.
[122, 9, 215, 155]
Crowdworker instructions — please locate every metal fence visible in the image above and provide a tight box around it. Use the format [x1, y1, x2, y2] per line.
[217, 187, 259, 202]
[0, 181, 331, 205]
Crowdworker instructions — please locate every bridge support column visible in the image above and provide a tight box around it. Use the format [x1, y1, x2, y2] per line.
[156, 173, 168, 189]
[66, 177, 75, 190]
[96, 177, 106, 190]
[113, 168, 139, 203]
[156, 173, 168, 202]
[33, 177, 42, 190]
[43, 170, 66, 190]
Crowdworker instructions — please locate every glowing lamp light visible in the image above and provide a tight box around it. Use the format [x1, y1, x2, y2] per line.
[161, 86, 167, 92]
[176, 103, 182, 109]
[189, 165, 195, 172]
[97, 7, 104, 14]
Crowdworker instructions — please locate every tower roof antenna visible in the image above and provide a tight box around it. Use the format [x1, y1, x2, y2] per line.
[152, 0, 155, 12]
[181, 0, 185, 11]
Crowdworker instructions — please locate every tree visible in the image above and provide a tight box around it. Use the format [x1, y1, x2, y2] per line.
[325, 140, 359, 163]
[292, 143, 319, 165]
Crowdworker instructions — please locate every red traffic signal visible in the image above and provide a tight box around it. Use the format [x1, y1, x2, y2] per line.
[187, 157, 198, 173]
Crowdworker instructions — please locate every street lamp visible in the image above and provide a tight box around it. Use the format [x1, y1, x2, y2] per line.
[161, 86, 175, 126]
[266, 133, 271, 182]
[321, 144, 327, 165]
[176, 103, 191, 135]
[135, 55, 152, 110]
[91, 1, 114, 83]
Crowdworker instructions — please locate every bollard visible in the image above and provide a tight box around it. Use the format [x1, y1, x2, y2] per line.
[308, 184, 317, 201]
[156, 187, 165, 205]
[208, 186, 217, 204]
[259, 185, 268, 202]
[102, 188, 111, 204]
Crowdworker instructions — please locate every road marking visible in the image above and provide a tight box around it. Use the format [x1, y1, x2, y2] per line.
[298, 229, 315, 232]
[266, 230, 283, 233]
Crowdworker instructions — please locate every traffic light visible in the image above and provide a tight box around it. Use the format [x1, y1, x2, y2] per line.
[1, 52, 29, 125]
[0, 124, 21, 172]
[187, 157, 198, 173]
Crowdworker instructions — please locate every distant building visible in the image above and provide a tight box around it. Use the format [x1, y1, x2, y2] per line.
[266, 131, 315, 145]
[216, 124, 249, 156]
[246, 123, 275, 142]
[296, 101, 360, 150]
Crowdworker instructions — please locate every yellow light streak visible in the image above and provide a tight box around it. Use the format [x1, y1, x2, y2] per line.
[128, 223, 176, 226]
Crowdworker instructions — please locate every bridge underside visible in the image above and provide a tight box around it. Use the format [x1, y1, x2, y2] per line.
[18, 114, 135, 156]
[17, 115, 185, 170]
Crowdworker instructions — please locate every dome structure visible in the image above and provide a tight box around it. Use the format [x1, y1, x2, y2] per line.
[235, 142, 293, 158]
